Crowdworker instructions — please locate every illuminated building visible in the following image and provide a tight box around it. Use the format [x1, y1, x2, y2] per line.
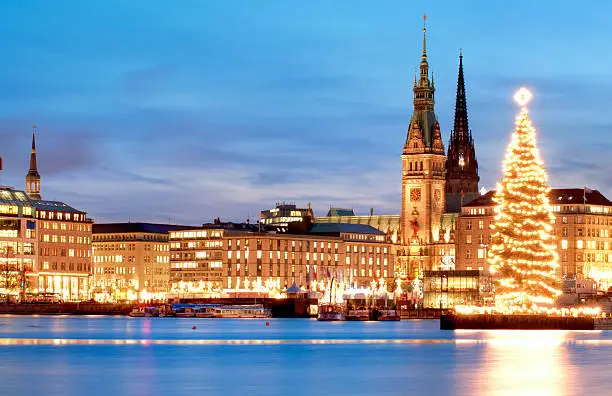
[315, 208, 400, 244]
[0, 187, 37, 299]
[34, 200, 92, 301]
[422, 270, 488, 308]
[400, 16, 446, 248]
[314, 19, 479, 278]
[168, 221, 395, 297]
[259, 202, 314, 230]
[455, 188, 612, 290]
[92, 223, 192, 302]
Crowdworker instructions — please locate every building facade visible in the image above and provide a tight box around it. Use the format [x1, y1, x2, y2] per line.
[168, 222, 395, 297]
[455, 189, 612, 290]
[34, 200, 92, 301]
[0, 188, 37, 299]
[400, 19, 446, 247]
[92, 223, 191, 301]
[316, 21, 479, 280]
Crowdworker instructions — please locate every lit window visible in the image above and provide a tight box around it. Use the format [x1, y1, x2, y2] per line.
[577, 240, 583, 249]
[561, 240, 568, 249]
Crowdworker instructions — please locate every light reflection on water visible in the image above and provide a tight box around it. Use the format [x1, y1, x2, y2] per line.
[0, 316, 610, 396]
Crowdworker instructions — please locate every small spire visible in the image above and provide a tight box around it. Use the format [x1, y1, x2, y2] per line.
[422, 14, 427, 59]
[431, 72, 435, 88]
[413, 72, 417, 87]
[31, 125, 37, 153]
[26, 124, 41, 200]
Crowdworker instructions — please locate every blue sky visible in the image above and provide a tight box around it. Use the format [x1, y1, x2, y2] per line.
[1, 1, 611, 224]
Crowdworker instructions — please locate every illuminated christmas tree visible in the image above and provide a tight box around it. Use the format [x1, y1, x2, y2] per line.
[488, 88, 562, 313]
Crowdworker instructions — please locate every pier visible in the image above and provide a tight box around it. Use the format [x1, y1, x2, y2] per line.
[440, 313, 597, 330]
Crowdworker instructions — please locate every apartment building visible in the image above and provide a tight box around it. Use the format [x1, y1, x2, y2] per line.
[92, 223, 191, 301]
[455, 189, 612, 290]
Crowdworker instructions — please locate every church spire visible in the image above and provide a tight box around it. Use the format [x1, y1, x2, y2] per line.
[26, 125, 41, 200]
[452, 49, 468, 140]
[445, 52, 479, 212]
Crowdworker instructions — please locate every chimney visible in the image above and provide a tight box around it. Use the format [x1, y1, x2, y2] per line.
[370, 207, 374, 216]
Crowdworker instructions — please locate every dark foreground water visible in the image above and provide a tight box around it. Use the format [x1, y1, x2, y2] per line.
[0, 316, 610, 396]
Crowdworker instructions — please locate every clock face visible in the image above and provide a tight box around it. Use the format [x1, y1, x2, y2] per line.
[410, 188, 421, 202]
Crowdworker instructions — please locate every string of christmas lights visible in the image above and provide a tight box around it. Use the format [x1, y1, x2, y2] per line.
[488, 88, 562, 313]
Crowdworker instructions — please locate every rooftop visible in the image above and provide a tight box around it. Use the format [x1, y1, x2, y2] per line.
[0, 188, 32, 205]
[93, 222, 193, 234]
[308, 222, 385, 235]
[463, 188, 612, 208]
[33, 200, 84, 214]
[326, 208, 356, 217]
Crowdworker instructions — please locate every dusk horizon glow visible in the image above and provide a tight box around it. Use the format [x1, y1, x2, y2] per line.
[2, 1, 611, 225]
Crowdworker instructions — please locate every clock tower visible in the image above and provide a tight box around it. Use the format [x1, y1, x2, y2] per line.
[400, 16, 446, 246]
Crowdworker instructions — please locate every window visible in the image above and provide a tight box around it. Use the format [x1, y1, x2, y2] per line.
[466, 249, 472, 259]
[477, 249, 485, 259]
[466, 220, 472, 230]
[561, 240, 568, 249]
[577, 240, 583, 249]
[466, 235, 472, 244]
[478, 220, 484, 230]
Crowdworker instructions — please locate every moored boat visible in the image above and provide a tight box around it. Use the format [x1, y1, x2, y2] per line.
[212, 304, 271, 318]
[374, 309, 400, 321]
[128, 307, 150, 317]
[195, 305, 219, 318]
[317, 303, 346, 321]
[175, 306, 196, 318]
[346, 309, 370, 321]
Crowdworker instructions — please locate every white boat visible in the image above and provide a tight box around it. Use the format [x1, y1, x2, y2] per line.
[317, 304, 346, 321]
[175, 307, 196, 318]
[128, 307, 151, 317]
[212, 304, 271, 318]
[195, 305, 218, 318]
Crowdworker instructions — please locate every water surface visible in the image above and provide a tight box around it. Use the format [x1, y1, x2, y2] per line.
[0, 316, 609, 396]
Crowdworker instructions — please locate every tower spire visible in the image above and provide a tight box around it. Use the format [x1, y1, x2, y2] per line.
[422, 14, 427, 59]
[453, 49, 468, 140]
[26, 125, 41, 200]
[445, 52, 479, 212]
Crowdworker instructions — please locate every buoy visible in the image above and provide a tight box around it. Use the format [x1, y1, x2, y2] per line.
[265, 322, 270, 326]
[192, 325, 197, 330]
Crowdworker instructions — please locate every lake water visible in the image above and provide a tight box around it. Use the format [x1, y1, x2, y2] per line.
[0, 316, 610, 396]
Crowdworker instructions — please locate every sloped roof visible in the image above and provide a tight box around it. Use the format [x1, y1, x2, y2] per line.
[33, 200, 84, 213]
[463, 189, 612, 208]
[286, 281, 303, 293]
[309, 222, 385, 235]
[326, 208, 355, 217]
[93, 222, 193, 234]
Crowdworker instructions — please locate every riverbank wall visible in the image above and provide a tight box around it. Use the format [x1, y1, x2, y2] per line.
[0, 303, 136, 316]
